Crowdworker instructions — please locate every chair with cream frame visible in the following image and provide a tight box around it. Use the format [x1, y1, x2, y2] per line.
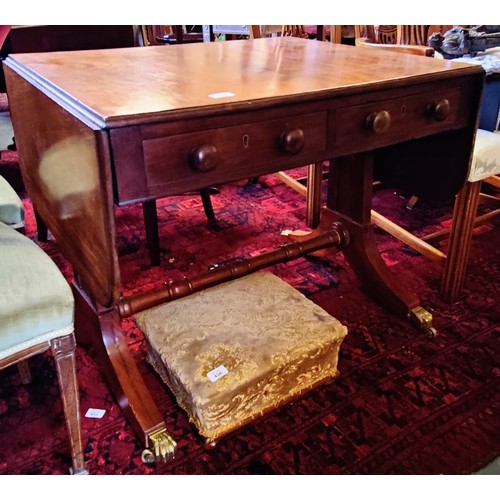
[278, 26, 500, 302]
[372, 128, 500, 303]
[352, 25, 500, 302]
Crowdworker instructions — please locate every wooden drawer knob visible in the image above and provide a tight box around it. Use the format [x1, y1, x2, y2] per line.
[427, 99, 450, 121]
[188, 145, 219, 172]
[364, 110, 391, 134]
[279, 128, 305, 154]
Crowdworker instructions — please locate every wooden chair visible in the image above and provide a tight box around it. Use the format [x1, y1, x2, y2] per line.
[351, 25, 500, 302]
[354, 25, 435, 56]
[277, 26, 499, 302]
[207, 25, 332, 230]
[372, 129, 500, 303]
[0, 220, 87, 474]
[281, 25, 310, 38]
[356, 25, 434, 213]
[138, 25, 217, 265]
[262, 26, 341, 228]
[140, 25, 204, 46]
[279, 25, 436, 229]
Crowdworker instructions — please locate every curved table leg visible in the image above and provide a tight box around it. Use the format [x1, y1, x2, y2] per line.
[72, 282, 176, 462]
[326, 152, 436, 337]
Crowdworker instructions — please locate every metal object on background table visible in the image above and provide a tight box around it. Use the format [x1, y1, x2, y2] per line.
[450, 47, 500, 132]
[429, 25, 500, 59]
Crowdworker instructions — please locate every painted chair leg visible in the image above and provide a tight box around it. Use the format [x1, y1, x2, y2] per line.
[51, 333, 88, 475]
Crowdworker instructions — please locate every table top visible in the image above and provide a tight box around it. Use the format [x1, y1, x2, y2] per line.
[5, 37, 483, 128]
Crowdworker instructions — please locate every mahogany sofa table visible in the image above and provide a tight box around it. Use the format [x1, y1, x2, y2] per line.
[3, 37, 484, 461]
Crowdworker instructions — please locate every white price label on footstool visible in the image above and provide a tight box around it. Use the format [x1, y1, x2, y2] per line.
[207, 365, 228, 382]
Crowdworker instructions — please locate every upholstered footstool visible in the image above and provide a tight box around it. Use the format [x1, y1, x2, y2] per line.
[135, 271, 348, 443]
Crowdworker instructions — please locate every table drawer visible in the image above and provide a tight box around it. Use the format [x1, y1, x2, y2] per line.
[142, 112, 326, 195]
[331, 86, 462, 151]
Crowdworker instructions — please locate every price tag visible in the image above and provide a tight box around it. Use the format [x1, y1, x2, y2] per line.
[207, 365, 228, 382]
[85, 408, 106, 419]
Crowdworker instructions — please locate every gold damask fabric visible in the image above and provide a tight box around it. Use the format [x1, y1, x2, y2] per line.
[136, 272, 348, 443]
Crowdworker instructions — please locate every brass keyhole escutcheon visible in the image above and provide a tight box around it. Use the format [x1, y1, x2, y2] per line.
[242, 134, 250, 148]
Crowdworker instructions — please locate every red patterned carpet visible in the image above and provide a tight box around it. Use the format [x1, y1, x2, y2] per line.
[0, 155, 498, 475]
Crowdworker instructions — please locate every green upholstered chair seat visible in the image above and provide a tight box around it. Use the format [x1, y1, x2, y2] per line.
[0, 222, 74, 358]
[469, 129, 500, 183]
[136, 271, 348, 443]
[0, 175, 24, 229]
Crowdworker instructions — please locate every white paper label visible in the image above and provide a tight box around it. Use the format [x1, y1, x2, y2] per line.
[207, 365, 228, 382]
[208, 91, 235, 99]
[85, 408, 106, 419]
